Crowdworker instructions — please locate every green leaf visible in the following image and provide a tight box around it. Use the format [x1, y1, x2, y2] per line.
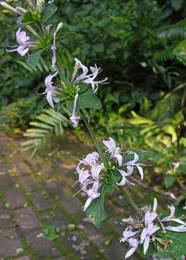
[157, 231, 186, 258]
[164, 175, 176, 188]
[42, 224, 58, 241]
[26, 50, 43, 67]
[85, 195, 107, 228]
[78, 86, 102, 110]
[42, 4, 58, 23]
[171, 0, 183, 11]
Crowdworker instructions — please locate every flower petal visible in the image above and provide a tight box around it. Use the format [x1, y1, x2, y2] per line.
[143, 236, 150, 255]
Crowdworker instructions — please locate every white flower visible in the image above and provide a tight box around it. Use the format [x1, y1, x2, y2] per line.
[161, 205, 185, 225]
[70, 93, 80, 128]
[120, 227, 138, 243]
[7, 28, 34, 56]
[76, 151, 105, 211]
[51, 22, 63, 71]
[164, 225, 186, 232]
[103, 137, 122, 166]
[117, 169, 135, 186]
[44, 71, 59, 107]
[124, 152, 144, 180]
[125, 238, 139, 259]
[140, 199, 159, 255]
[83, 152, 100, 166]
[70, 114, 80, 128]
[73, 58, 107, 93]
[78, 169, 90, 186]
[140, 222, 160, 255]
[83, 181, 100, 211]
[91, 163, 104, 180]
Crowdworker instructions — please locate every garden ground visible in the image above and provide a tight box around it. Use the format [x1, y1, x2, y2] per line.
[0, 134, 140, 260]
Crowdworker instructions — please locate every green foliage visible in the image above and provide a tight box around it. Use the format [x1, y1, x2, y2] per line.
[85, 194, 107, 228]
[42, 224, 58, 241]
[22, 109, 69, 156]
[0, 97, 45, 131]
[41, 4, 58, 23]
[157, 231, 186, 258]
[78, 86, 102, 110]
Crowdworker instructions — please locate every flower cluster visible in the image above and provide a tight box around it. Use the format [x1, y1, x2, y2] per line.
[120, 198, 186, 259]
[73, 58, 108, 93]
[75, 138, 144, 211]
[68, 58, 107, 127]
[103, 137, 144, 186]
[76, 151, 105, 211]
[43, 57, 107, 127]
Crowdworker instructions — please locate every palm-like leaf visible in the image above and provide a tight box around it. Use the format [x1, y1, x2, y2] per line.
[22, 109, 69, 156]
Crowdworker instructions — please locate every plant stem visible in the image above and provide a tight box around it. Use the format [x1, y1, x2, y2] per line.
[123, 188, 143, 217]
[81, 110, 108, 168]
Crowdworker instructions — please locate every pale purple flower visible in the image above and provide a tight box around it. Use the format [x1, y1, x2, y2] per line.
[140, 222, 160, 255]
[125, 238, 139, 259]
[51, 22, 63, 71]
[82, 152, 100, 166]
[70, 93, 80, 128]
[7, 28, 34, 56]
[91, 163, 104, 180]
[73, 58, 107, 93]
[103, 137, 122, 166]
[73, 58, 88, 82]
[78, 169, 90, 186]
[70, 114, 80, 128]
[44, 71, 58, 107]
[161, 205, 185, 225]
[164, 225, 186, 232]
[124, 152, 144, 180]
[76, 151, 105, 211]
[83, 181, 100, 211]
[120, 227, 138, 243]
[120, 198, 186, 258]
[140, 198, 160, 254]
[117, 169, 135, 187]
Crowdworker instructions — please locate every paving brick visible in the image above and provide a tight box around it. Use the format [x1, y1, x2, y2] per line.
[14, 163, 31, 176]
[0, 210, 15, 229]
[0, 163, 9, 175]
[59, 196, 82, 214]
[30, 191, 54, 211]
[0, 229, 22, 257]
[14, 208, 41, 231]
[15, 256, 31, 260]
[4, 188, 26, 209]
[46, 178, 64, 196]
[25, 229, 60, 257]
[42, 209, 69, 229]
[104, 239, 140, 260]
[0, 175, 15, 190]
[19, 176, 42, 192]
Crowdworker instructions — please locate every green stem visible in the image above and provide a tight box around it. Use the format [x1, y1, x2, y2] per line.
[123, 188, 143, 217]
[81, 110, 108, 168]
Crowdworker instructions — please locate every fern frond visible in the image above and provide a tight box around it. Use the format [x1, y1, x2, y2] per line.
[22, 109, 69, 156]
[152, 47, 175, 63]
[157, 19, 186, 41]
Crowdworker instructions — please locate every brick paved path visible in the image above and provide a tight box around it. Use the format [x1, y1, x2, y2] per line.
[0, 134, 140, 260]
